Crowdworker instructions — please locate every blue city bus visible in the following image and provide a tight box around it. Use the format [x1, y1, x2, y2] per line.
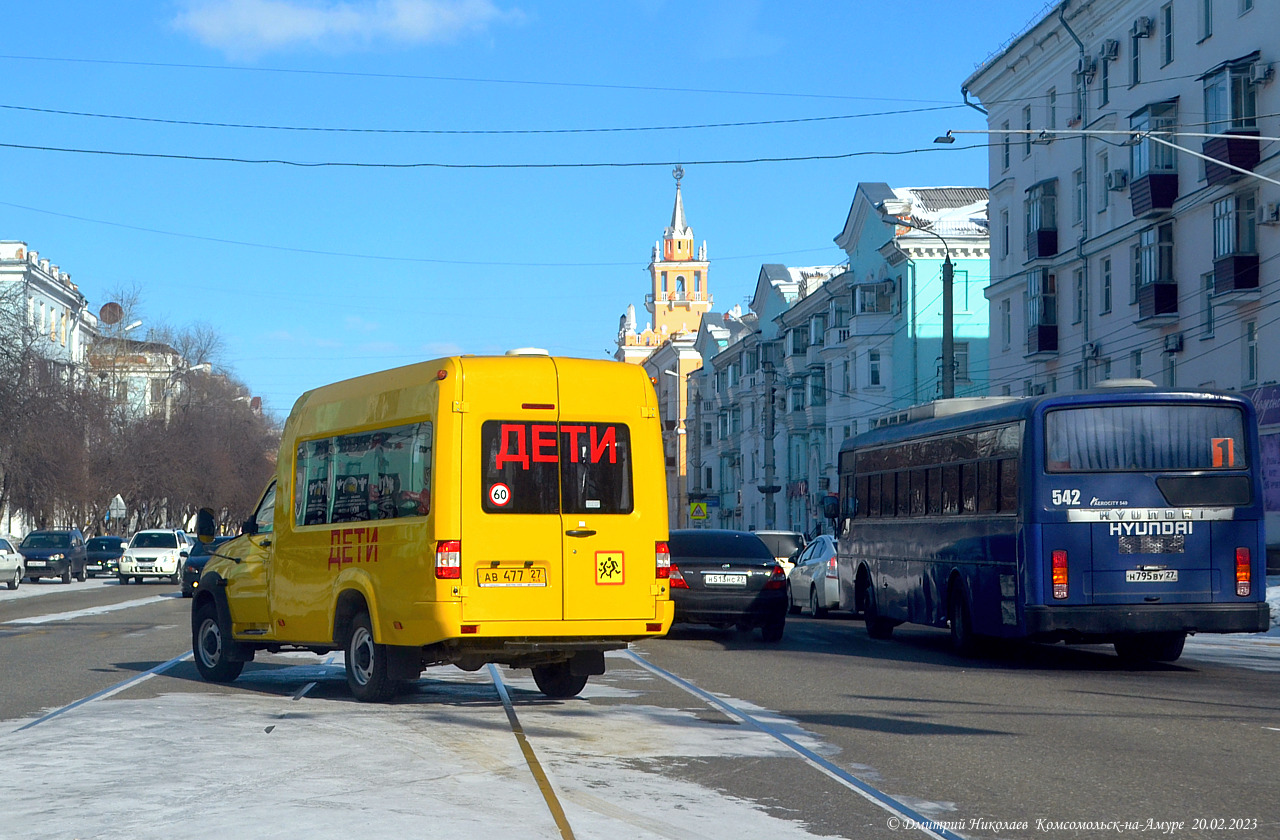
[834, 384, 1270, 662]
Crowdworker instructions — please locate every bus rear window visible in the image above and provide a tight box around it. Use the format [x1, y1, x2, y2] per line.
[1045, 405, 1247, 472]
[481, 421, 633, 515]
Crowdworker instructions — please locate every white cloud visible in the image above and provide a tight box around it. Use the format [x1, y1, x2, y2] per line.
[173, 0, 521, 56]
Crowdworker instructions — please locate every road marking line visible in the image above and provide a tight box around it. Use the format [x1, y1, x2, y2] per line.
[487, 664, 576, 840]
[623, 649, 965, 840]
[12, 652, 193, 733]
[5, 594, 176, 625]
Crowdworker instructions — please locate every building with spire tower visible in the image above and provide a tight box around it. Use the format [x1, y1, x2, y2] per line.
[616, 167, 713, 527]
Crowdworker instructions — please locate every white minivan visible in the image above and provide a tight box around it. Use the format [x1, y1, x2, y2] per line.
[118, 530, 190, 584]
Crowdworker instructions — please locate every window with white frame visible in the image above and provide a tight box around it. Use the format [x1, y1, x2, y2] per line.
[1073, 169, 1085, 224]
[1198, 0, 1213, 41]
[1097, 150, 1109, 211]
[1132, 349, 1144, 379]
[1100, 256, 1113, 314]
[1161, 3, 1174, 65]
[1073, 268, 1085, 324]
[868, 350, 882, 386]
[1000, 209, 1010, 258]
[1001, 298, 1011, 349]
[1203, 60, 1257, 132]
[1130, 101, 1177, 176]
[954, 342, 970, 381]
[1028, 268, 1057, 328]
[1023, 105, 1032, 156]
[1001, 121, 1010, 170]
[1137, 222, 1174, 286]
[1212, 192, 1257, 259]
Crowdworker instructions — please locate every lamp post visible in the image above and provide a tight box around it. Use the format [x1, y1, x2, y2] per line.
[878, 206, 955, 399]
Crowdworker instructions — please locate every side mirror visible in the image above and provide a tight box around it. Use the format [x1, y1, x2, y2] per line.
[821, 494, 840, 520]
[180, 550, 190, 558]
[196, 508, 218, 543]
[241, 517, 259, 537]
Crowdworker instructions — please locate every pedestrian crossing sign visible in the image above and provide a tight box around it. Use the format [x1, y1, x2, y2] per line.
[689, 501, 708, 520]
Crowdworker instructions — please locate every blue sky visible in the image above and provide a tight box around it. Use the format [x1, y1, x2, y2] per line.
[0, 0, 1049, 415]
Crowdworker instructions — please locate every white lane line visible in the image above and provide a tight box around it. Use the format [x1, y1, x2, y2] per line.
[12, 652, 193, 733]
[623, 649, 966, 840]
[5, 594, 176, 625]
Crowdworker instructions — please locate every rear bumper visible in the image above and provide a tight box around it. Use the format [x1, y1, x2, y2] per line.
[672, 589, 788, 626]
[1025, 602, 1270, 640]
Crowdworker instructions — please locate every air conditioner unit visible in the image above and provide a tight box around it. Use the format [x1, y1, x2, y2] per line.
[1250, 62, 1275, 85]
[1106, 169, 1130, 191]
[1099, 39, 1120, 61]
[1131, 16, 1153, 38]
[1257, 203, 1280, 225]
[1076, 56, 1097, 82]
[1164, 333, 1184, 353]
[1084, 342, 1101, 359]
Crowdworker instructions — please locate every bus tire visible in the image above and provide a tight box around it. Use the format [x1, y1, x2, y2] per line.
[864, 588, 895, 640]
[948, 584, 981, 657]
[345, 611, 398, 702]
[193, 600, 245, 683]
[532, 661, 589, 698]
[1114, 631, 1186, 663]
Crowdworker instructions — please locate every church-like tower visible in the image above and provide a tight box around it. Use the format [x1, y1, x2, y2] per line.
[617, 166, 712, 363]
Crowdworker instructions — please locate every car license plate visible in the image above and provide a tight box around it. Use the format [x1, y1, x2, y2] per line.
[703, 573, 747, 586]
[477, 566, 546, 587]
[28, 560, 46, 568]
[1125, 570, 1178, 582]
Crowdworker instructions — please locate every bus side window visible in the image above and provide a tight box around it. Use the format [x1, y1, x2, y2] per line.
[960, 463, 978, 514]
[998, 458, 1019, 511]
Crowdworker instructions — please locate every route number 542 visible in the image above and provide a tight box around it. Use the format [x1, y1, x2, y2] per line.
[1051, 489, 1081, 506]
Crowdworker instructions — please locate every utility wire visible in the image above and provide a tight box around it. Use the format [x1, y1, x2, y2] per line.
[0, 102, 967, 135]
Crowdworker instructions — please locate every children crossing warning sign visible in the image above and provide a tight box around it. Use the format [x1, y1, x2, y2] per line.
[689, 501, 708, 520]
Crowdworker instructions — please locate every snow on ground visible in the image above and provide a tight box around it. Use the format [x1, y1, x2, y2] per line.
[2, 659, 844, 840]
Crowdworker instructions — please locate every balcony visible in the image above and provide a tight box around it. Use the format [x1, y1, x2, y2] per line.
[1213, 253, 1261, 298]
[1204, 131, 1261, 187]
[1136, 281, 1179, 325]
[1026, 325, 1057, 357]
[1026, 228, 1058, 260]
[1129, 172, 1178, 218]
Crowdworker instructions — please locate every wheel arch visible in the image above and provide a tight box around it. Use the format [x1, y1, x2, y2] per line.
[332, 586, 373, 646]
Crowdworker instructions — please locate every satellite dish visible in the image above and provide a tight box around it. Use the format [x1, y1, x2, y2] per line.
[99, 302, 124, 325]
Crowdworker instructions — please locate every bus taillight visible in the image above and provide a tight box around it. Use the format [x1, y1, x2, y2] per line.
[1052, 550, 1068, 599]
[1236, 548, 1251, 597]
[656, 541, 671, 579]
[435, 540, 461, 580]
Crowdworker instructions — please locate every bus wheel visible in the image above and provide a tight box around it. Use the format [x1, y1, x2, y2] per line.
[1114, 632, 1186, 663]
[532, 662, 589, 699]
[345, 611, 398, 702]
[864, 588, 895, 640]
[193, 600, 245, 683]
[948, 585, 981, 657]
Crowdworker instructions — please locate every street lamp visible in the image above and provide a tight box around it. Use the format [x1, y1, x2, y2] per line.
[877, 203, 956, 399]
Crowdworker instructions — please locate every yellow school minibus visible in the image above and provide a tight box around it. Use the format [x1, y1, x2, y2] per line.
[191, 351, 674, 701]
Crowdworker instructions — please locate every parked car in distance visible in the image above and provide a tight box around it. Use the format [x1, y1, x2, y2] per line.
[85, 536, 128, 578]
[118, 529, 190, 584]
[668, 529, 788, 642]
[786, 535, 841, 617]
[20, 529, 88, 584]
[181, 536, 232, 597]
[751, 530, 807, 575]
[0, 535, 25, 590]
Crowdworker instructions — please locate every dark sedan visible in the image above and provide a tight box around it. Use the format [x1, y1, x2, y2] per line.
[20, 529, 88, 584]
[667, 529, 788, 642]
[181, 536, 232, 597]
[85, 536, 127, 578]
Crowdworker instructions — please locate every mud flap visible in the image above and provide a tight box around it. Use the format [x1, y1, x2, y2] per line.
[569, 650, 606, 676]
[387, 646, 424, 681]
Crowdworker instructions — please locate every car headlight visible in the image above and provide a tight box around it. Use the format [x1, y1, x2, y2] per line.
[49, 553, 65, 561]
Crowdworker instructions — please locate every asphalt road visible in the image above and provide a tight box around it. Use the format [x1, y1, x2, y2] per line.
[3, 580, 1278, 839]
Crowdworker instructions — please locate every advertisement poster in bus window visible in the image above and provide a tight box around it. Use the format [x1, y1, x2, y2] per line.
[333, 474, 371, 521]
[304, 478, 329, 525]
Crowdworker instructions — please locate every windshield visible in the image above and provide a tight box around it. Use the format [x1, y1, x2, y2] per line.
[131, 532, 179, 549]
[753, 532, 805, 559]
[21, 533, 70, 549]
[1045, 404, 1248, 472]
[87, 538, 122, 551]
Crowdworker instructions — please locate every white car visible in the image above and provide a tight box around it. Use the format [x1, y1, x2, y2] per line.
[118, 530, 190, 584]
[0, 535, 24, 590]
[786, 535, 841, 617]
